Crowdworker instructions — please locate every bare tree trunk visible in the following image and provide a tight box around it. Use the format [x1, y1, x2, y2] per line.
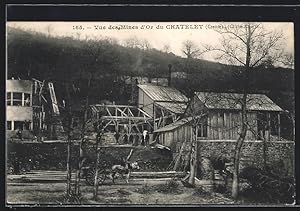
[66, 127, 72, 196]
[93, 144, 100, 200]
[262, 136, 267, 171]
[65, 83, 73, 197]
[188, 125, 198, 185]
[93, 130, 102, 201]
[232, 66, 249, 199]
[75, 146, 85, 195]
[75, 72, 92, 195]
[290, 114, 295, 141]
[231, 126, 247, 199]
[232, 24, 252, 199]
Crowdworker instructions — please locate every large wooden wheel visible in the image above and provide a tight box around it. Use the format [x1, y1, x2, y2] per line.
[85, 167, 106, 186]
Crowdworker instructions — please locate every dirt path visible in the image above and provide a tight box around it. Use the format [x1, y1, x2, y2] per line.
[6, 170, 236, 205]
[7, 181, 235, 205]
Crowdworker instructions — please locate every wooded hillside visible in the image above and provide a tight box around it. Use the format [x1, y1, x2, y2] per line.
[7, 27, 294, 113]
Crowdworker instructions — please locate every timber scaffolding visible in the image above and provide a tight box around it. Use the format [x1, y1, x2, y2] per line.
[32, 78, 64, 139]
[89, 104, 154, 136]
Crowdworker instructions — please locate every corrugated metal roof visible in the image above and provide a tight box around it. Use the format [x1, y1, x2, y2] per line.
[138, 84, 188, 102]
[155, 102, 187, 114]
[195, 92, 283, 112]
[154, 117, 193, 133]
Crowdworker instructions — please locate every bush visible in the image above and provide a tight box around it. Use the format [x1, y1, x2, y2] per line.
[240, 166, 295, 204]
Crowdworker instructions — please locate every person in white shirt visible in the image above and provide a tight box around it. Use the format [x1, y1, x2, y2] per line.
[142, 130, 148, 146]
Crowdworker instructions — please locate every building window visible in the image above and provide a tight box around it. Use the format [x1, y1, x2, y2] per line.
[270, 113, 279, 136]
[13, 93, 22, 106]
[14, 121, 24, 130]
[8, 92, 31, 106]
[7, 92, 12, 106]
[7, 121, 12, 130]
[24, 121, 31, 130]
[257, 112, 268, 140]
[24, 93, 31, 106]
[197, 120, 208, 138]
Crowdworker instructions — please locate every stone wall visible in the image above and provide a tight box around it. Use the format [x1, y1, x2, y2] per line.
[197, 140, 295, 177]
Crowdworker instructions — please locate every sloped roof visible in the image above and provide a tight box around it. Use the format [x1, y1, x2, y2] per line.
[195, 92, 283, 112]
[155, 102, 187, 114]
[154, 117, 193, 133]
[137, 84, 188, 102]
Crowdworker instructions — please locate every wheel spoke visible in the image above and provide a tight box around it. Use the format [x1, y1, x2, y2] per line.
[85, 168, 106, 186]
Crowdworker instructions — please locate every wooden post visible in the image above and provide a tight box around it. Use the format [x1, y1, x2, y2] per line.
[278, 113, 281, 141]
[161, 109, 165, 127]
[267, 113, 271, 142]
[195, 126, 198, 177]
[207, 116, 211, 139]
[153, 104, 156, 131]
[173, 138, 189, 171]
[21, 93, 24, 106]
[224, 112, 228, 139]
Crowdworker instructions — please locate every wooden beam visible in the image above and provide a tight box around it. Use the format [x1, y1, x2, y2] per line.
[131, 171, 186, 178]
[106, 107, 113, 117]
[137, 108, 152, 118]
[267, 113, 271, 142]
[117, 107, 128, 117]
[128, 108, 134, 117]
[278, 113, 281, 141]
[153, 104, 156, 131]
[101, 116, 151, 121]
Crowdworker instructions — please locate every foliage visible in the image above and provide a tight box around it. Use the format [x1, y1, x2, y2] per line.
[7, 27, 294, 108]
[240, 166, 295, 203]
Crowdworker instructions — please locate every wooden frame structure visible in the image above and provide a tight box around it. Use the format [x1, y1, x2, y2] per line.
[153, 103, 182, 130]
[89, 104, 153, 135]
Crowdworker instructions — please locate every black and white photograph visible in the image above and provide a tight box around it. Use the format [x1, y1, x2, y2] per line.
[5, 21, 295, 206]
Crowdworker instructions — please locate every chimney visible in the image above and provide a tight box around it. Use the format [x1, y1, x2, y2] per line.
[168, 64, 172, 87]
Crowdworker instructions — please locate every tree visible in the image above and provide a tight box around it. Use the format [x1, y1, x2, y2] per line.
[206, 22, 284, 199]
[277, 52, 294, 69]
[186, 98, 206, 186]
[162, 43, 171, 53]
[93, 120, 107, 201]
[140, 39, 152, 50]
[123, 36, 151, 50]
[181, 40, 201, 59]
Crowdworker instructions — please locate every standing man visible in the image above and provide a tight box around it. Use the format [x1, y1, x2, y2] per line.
[142, 129, 148, 146]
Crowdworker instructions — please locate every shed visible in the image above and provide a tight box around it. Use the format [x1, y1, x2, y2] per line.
[137, 84, 188, 130]
[154, 92, 284, 151]
[191, 92, 283, 141]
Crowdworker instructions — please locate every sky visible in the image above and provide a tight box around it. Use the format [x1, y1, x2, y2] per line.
[7, 21, 294, 63]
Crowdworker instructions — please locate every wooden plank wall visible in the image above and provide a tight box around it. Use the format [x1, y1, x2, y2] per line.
[159, 124, 192, 152]
[207, 111, 257, 140]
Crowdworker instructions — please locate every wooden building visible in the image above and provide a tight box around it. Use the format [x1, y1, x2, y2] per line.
[154, 92, 284, 151]
[137, 84, 188, 130]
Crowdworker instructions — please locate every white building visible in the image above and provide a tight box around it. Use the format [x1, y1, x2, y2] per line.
[6, 80, 33, 136]
[6, 80, 33, 130]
